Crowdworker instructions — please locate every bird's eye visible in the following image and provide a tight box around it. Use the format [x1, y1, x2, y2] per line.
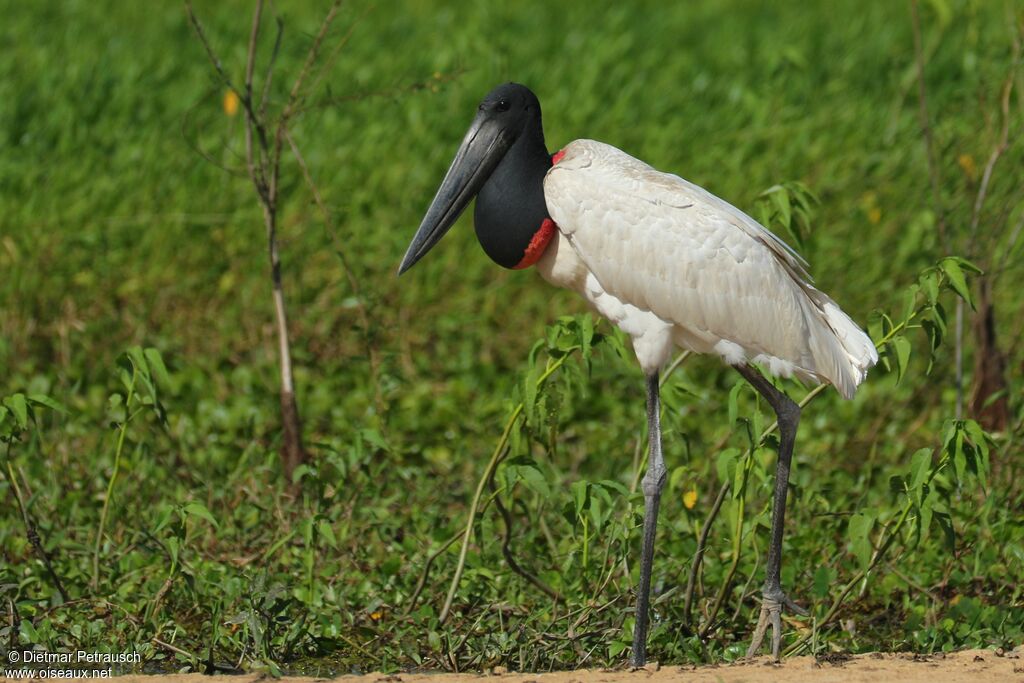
[496, 99, 510, 112]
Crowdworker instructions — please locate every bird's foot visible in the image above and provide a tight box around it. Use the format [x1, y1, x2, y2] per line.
[745, 586, 808, 660]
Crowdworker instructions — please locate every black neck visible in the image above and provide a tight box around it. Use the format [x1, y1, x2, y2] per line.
[474, 118, 551, 269]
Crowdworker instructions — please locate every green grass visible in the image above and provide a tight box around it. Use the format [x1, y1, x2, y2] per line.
[2, 0, 1023, 674]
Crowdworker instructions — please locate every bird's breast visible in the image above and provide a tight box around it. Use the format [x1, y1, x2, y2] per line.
[535, 231, 589, 293]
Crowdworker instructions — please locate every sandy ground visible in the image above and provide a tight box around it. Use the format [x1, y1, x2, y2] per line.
[14, 648, 1019, 683]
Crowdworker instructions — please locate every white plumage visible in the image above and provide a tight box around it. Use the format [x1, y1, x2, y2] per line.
[539, 139, 877, 399]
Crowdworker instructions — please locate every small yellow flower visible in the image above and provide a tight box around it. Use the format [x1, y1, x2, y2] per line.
[370, 611, 383, 621]
[223, 90, 240, 117]
[683, 488, 698, 510]
[957, 154, 976, 181]
[868, 207, 882, 225]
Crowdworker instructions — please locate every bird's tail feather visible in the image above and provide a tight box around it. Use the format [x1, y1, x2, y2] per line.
[807, 289, 878, 400]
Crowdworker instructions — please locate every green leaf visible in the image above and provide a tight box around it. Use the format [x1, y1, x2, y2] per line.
[919, 269, 939, 305]
[144, 348, 171, 390]
[571, 480, 589, 516]
[728, 380, 743, 428]
[939, 258, 974, 309]
[909, 447, 932, 492]
[523, 362, 541, 428]
[732, 450, 751, 499]
[506, 457, 550, 497]
[27, 394, 67, 414]
[183, 502, 219, 528]
[167, 536, 181, 566]
[902, 283, 920, 322]
[126, 346, 151, 382]
[4, 393, 29, 430]
[317, 519, 338, 549]
[848, 512, 874, 571]
[951, 428, 966, 483]
[933, 510, 955, 552]
[361, 428, 389, 452]
[716, 448, 739, 487]
[813, 565, 832, 599]
[580, 314, 594, 365]
[891, 336, 911, 384]
[918, 488, 935, 543]
[596, 479, 630, 496]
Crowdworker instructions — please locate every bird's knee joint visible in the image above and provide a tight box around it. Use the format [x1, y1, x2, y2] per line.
[780, 400, 800, 425]
[641, 465, 667, 497]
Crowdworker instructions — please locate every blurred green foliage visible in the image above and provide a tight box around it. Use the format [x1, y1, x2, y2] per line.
[1, 0, 1022, 674]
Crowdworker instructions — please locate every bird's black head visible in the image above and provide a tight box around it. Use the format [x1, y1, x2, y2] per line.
[476, 82, 542, 130]
[398, 83, 548, 274]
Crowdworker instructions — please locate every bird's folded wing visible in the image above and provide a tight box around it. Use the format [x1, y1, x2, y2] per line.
[543, 139, 829, 377]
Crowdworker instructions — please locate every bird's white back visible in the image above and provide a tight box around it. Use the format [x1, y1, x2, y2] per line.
[541, 139, 877, 398]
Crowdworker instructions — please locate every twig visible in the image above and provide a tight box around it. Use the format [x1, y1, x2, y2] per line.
[4, 445, 70, 603]
[259, 17, 284, 116]
[302, 68, 466, 114]
[438, 354, 571, 624]
[183, 2, 245, 101]
[438, 406, 524, 624]
[92, 365, 137, 591]
[7, 598, 20, 650]
[968, 68, 1015, 249]
[910, 0, 962, 417]
[886, 562, 942, 603]
[784, 499, 915, 656]
[152, 637, 196, 660]
[491, 478, 565, 604]
[909, 0, 950, 254]
[280, 0, 343, 126]
[186, 0, 361, 476]
[683, 480, 728, 627]
[404, 530, 463, 615]
[282, 127, 381, 410]
[303, 2, 372, 104]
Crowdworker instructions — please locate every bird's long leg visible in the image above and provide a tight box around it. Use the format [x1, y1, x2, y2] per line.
[733, 364, 807, 660]
[630, 372, 666, 668]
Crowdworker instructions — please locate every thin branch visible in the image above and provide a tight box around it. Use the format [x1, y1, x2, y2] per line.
[969, 50, 1018, 257]
[304, 2, 372, 102]
[184, 1, 268, 159]
[404, 530, 464, 615]
[282, 127, 382, 410]
[266, 0, 343, 213]
[244, 0, 269, 198]
[183, 1, 245, 100]
[302, 68, 467, 115]
[682, 480, 728, 627]
[281, 0, 343, 124]
[180, 86, 248, 177]
[259, 16, 285, 117]
[4, 446, 70, 603]
[281, 127, 364, 310]
[492, 477, 565, 604]
[910, 0, 951, 254]
[996, 209, 1024, 276]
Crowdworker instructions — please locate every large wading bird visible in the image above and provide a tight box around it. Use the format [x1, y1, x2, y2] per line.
[399, 82, 876, 666]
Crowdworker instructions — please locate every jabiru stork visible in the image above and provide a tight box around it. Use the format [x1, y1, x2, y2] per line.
[399, 82, 877, 666]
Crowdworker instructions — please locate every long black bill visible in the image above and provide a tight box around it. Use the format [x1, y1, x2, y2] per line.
[398, 114, 513, 274]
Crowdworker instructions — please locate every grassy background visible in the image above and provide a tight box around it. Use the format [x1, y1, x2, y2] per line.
[2, 0, 1022, 674]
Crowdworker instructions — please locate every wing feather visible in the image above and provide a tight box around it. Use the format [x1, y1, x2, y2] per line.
[543, 139, 876, 397]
